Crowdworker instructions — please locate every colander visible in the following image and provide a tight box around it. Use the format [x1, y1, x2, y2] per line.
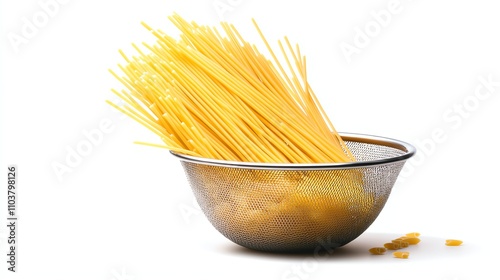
[172, 133, 416, 253]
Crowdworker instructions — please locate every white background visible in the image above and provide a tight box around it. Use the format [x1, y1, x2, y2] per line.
[1, 0, 499, 279]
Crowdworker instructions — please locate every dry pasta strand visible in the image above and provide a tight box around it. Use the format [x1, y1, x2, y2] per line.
[108, 14, 355, 164]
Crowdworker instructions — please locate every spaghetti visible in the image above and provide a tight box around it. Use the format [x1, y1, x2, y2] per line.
[108, 14, 354, 163]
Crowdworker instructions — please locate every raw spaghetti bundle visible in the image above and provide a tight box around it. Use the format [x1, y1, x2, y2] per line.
[108, 14, 355, 164]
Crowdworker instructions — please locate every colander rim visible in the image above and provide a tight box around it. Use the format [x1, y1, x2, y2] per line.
[170, 132, 416, 170]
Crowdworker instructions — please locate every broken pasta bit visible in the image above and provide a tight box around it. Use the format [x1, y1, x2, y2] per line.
[369, 232, 422, 256]
[445, 239, 463, 246]
[393, 251, 410, 259]
[391, 240, 410, 248]
[400, 237, 421, 245]
[369, 247, 387, 255]
[384, 242, 401, 250]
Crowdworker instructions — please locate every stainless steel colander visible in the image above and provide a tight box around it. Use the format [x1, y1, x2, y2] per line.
[172, 133, 416, 253]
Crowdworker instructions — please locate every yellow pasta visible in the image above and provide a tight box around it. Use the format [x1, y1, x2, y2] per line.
[405, 232, 421, 238]
[371, 233, 421, 256]
[445, 239, 463, 246]
[393, 251, 410, 259]
[369, 247, 387, 255]
[370, 233, 464, 259]
[108, 14, 354, 163]
[384, 242, 401, 250]
[403, 237, 421, 245]
[391, 240, 410, 248]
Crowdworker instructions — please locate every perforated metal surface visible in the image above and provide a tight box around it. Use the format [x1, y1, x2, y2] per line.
[175, 134, 414, 252]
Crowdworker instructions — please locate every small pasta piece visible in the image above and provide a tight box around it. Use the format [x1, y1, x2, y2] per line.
[369, 247, 387, 255]
[393, 251, 410, 259]
[445, 239, 463, 246]
[402, 237, 421, 245]
[405, 232, 420, 238]
[384, 242, 401, 250]
[391, 240, 410, 248]
[368, 232, 424, 256]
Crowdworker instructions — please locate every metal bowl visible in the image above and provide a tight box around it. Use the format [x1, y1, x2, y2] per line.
[172, 133, 416, 253]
